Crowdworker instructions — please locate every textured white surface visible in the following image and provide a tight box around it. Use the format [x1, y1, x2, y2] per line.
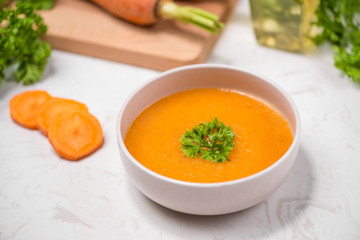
[1, 1, 360, 239]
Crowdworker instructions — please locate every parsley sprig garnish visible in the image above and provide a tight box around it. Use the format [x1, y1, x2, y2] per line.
[180, 118, 235, 163]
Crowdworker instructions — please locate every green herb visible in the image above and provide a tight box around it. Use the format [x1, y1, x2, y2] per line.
[0, 0, 53, 86]
[312, 0, 360, 83]
[180, 118, 235, 163]
[27, 0, 55, 10]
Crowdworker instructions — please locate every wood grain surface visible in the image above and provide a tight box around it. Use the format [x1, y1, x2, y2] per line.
[41, 0, 238, 71]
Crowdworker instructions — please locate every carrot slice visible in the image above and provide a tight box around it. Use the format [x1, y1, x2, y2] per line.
[9, 90, 52, 129]
[35, 98, 88, 136]
[48, 111, 103, 161]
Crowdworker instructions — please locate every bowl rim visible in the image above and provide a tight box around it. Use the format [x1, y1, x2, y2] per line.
[116, 63, 301, 188]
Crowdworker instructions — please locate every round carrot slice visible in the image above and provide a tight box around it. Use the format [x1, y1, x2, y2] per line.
[48, 111, 103, 161]
[9, 90, 52, 129]
[35, 98, 89, 136]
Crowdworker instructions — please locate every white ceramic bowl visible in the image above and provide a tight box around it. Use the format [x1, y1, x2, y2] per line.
[116, 64, 301, 215]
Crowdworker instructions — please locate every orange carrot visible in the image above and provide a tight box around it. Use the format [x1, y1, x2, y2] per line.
[48, 111, 103, 161]
[89, 0, 224, 33]
[9, 90, 103, 161]
[9, 90, 52, 129]
[35, 98, 88, 136]
[90, 0, 158, 25]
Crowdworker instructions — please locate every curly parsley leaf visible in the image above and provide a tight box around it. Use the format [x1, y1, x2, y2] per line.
[29, 0, 55, 10]
[180, 118, 235, 163]
[313, 0, 360, 83]
[0, 0, 53, 86]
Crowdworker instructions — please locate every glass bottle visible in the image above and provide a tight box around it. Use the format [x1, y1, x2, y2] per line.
[249, 0, 320, 53]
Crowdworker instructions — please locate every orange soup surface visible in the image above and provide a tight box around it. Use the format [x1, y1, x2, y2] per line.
[125, 88, 293, 183]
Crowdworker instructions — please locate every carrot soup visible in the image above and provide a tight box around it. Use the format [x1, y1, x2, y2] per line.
[124, 88, 293, 183]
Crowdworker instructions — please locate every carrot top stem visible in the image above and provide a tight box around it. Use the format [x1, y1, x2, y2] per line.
[159, 1, 224, 33]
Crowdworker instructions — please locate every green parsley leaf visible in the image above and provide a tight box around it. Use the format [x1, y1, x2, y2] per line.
[28, 0, 55, 10]
[313, 0, 360, 83]
[0, 0, 53, 86]
[180, 118, 235, 163]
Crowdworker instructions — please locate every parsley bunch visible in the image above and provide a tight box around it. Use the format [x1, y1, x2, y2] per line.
[313, 0, 360, 83]
[180, 118, 235, 163]
[0, 0, 53, 86]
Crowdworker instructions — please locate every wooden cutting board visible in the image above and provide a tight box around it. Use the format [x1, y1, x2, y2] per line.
[41, 0, 238, 71]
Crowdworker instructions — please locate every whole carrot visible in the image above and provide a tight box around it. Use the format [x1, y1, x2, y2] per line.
[89, 0, 224, 33]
